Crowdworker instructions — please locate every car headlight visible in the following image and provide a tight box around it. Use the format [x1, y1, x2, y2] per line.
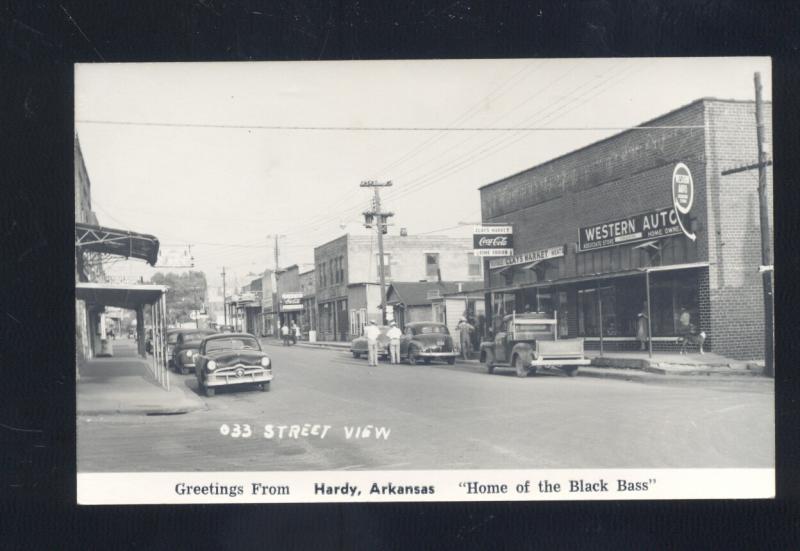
[260, 357, 271, 367]
[207, 360, 217, 371]
[186, 350, 194, 357]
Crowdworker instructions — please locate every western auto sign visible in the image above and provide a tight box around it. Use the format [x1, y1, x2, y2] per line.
[473, 225, 513, 256]
[672, 163, 696, 241]
[279, 292, 304, 312]
[578, 207, 682, 252]
[489, 245, 564, 269]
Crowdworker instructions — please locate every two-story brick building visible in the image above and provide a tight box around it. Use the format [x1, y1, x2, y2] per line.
[314, 234, 483, 341]
[479, 98, 772, 360]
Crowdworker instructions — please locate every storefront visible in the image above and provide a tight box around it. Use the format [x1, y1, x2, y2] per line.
[480, 98, 771, 360]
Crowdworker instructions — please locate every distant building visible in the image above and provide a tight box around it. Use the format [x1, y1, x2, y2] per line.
[314, 234, 483, 341]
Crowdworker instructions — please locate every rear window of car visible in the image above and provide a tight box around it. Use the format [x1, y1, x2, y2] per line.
[183, 332, 214, 344]
[413, 325, 449, 335]
[205, 337, 260, 352]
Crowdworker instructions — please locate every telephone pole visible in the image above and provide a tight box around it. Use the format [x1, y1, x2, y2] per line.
[755, 72, 774, 377]
[267, 234, 286, 330]
[221, 266, 227, 326]
[361, 180, 394, 325]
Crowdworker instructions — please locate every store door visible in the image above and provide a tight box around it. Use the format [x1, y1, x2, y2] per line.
[337, 299, 349, 341]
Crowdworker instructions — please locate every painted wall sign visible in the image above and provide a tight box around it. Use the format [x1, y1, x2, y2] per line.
[578, 207, 682, 252]
[672, 162, 696, 241]
[473, 225, 514, 257]
[489, 245, 565, 269]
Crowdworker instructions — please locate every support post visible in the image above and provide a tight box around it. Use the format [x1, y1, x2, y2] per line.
[597, 282, 604, 357]
[136, 305, 146, 357]
[645, 271, 653, 359]
[360, 180, 393, 325]
[755, 72, 774, 377]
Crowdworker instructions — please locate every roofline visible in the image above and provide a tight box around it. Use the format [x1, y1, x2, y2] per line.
[478, 97, 768, 192]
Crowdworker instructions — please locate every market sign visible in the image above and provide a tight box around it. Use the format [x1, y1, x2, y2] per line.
[672, 162, 697, 241]
[279, 292, 304, 312]
[489, 245, 564, 270]
[473, 225, 514, 257]
[578, 207, 682, 252]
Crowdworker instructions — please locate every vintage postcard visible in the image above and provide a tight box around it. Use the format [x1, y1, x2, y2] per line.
[74, 57, 774, 504]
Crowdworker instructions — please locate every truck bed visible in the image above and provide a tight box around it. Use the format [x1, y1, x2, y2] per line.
[532, 339, 590, 365]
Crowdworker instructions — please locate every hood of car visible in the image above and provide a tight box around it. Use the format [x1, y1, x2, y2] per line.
[206, 350, 267, 366]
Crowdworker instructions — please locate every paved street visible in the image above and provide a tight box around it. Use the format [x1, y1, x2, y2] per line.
[78, 341, 774, 472]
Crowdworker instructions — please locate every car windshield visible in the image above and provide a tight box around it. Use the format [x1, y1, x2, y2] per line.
[167, 333, 179, 344]
[412, 324, 449, 335]
[183, 332, 214, 344]
[205, 337, 260, 352]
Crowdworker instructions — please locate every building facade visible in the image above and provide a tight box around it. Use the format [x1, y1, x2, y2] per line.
[479, 98, 772, 360]
[314, 234, 483, 341]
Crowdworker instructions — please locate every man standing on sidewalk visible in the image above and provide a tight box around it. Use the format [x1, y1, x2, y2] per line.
[386, 321, 402, 364]
[364, 320, 381, 366]
[281, 322, 290, 346]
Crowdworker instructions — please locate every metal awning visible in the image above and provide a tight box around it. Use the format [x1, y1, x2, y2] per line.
[76, 282, 168, 309]
[75, 222, 160, 266]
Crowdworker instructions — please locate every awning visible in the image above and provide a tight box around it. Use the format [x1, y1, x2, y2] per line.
[487, 262, 711, 293]
[76, 282, 168, 310]
[75, 222, 160, 266]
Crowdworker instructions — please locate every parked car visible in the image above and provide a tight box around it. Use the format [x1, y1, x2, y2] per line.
[166, 329, 180, 368]
[172, 329, 217, 374]
[193, 333, 273, 397]
[350, 326, 391, 360]
[479, 312, 589, 377]
[350, 322, 456, 365]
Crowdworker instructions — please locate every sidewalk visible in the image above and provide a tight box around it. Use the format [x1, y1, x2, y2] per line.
[77, 342, 206, 415]
[266, 337, 768, 382]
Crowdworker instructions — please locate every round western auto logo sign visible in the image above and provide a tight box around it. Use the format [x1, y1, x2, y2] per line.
[672, 163, 696, 241]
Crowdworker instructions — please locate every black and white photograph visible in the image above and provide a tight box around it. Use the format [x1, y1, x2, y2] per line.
[73, 57, 774, 504]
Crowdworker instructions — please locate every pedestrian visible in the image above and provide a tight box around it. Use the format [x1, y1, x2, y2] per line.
[364, 320, 381, 366]
[636, 302, 649, 351]
[457, 318, 475, 359]
[386, 321, 402, 364]
[293, 322, 301, 344]
[281, 322, 290, 346]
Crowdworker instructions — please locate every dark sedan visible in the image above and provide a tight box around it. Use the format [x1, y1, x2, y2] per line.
[193, 333, 273, 397]
[172, 329, 217, 374]
[350, 322, 456, 365]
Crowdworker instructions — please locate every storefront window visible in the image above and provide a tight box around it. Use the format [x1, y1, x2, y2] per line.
[577, 286, 616, 337]
[650, 272, 700, 336]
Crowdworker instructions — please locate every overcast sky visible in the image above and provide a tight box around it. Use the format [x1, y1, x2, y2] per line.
[75, 57, 771, 290]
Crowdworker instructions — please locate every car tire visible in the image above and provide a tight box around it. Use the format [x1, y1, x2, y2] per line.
[564, 366, 579, 377]
[407, 348, 419, 365]
[423, 358, 431, 365]
[205, 386, 215, 397]
[446, 357, 456, 365]
[260, 382, 271, 392]
[181, 367, 189, 375]
[352, 351, 361, 359]
[514, 355, 529, 378]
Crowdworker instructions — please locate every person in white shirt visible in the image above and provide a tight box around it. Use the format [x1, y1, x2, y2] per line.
[386, 321, 402, 364]
[364, 320, 381, 366]
[280, 323, 289, 346]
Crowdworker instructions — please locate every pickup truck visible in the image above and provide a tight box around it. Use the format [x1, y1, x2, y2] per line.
[479, 312, 590, 377]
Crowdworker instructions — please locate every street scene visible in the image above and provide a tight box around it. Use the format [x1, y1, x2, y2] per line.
[74, 58, 774, 478]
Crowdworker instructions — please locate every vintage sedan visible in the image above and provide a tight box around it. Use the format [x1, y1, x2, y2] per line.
[194, 333, 273, 397]
[172, 329, 217, 374]
[401, 322, 456, 365]
[350, 322, 456, 365]
[350, 326, 391, 360]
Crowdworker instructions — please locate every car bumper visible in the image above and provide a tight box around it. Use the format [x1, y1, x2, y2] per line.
[417, 352, 456, 358]
[206, 368, 273, 387]
[530, 358, 590, 367]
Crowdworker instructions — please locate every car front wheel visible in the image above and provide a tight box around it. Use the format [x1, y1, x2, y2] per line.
[446, 357, 456, 365]
[204, 386, 215, 397]
[352, 351, 361, 359]
[484, 350, 496, 374]
[259, 382, 271, 392]
[407, 348, 419, 365]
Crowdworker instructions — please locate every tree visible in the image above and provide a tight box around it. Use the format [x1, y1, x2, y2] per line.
[150, 271, 208, 325]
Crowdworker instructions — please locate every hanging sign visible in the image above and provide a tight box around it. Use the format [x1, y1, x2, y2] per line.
[489, 245, 564, 269]
[473, 225, 514, 256]
[672, 163, 696, 241]
[280, 292, 304, 312]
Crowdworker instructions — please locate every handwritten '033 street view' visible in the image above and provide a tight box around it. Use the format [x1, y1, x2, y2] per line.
[75, 59, 774, 483]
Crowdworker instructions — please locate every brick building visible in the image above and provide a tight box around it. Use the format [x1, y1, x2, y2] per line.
[479, 98, 772, 360]
[314, 234, 483, 341]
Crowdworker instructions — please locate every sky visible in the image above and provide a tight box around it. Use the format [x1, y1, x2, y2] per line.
[75, 57, 771, 291]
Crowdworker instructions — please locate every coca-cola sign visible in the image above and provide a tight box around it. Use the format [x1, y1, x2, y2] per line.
[473, 225, 513, 257]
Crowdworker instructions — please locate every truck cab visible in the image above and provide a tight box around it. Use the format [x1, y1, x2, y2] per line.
[480, 312, 589, 377]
